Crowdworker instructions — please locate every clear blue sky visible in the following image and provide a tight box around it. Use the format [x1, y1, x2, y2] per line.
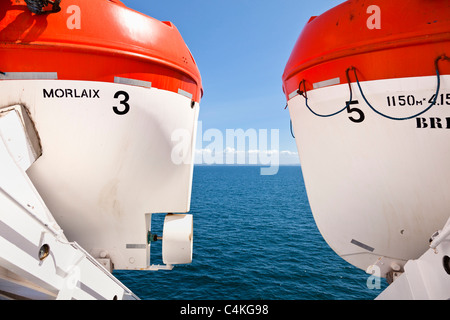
[121, 0, 345, 164]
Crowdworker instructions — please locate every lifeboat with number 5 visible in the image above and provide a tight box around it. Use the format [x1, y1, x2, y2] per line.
[282, 0, 450, 286]
[0, 0, 201, 298]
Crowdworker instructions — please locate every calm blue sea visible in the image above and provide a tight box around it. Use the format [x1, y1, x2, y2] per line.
[114, 165, 387, 300]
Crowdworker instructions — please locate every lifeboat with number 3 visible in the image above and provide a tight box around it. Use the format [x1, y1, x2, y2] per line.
[282, 0, 450, 285]
[0, 0, 201, 277]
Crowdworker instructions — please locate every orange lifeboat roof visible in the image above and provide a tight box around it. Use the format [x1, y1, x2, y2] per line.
[0, 0, 202, 102]
[282, 0, 450, 100]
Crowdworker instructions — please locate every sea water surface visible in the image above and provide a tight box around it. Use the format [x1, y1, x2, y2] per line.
[114, 165, 387, 300]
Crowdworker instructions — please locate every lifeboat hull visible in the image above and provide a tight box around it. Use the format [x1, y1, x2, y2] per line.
[0, 79, 198, 269]
[283, 0, 450, 276]
[0, 1, 202, 271]
[288, 74, 450, 274]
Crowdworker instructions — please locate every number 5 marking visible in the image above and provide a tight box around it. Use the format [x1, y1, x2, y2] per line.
[113, 91, 130, 115]
[346, 100, 365, 123]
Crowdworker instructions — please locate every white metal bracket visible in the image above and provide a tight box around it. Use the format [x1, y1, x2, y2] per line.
[0, 105, 138, 300]
[377, 217, 450, 300]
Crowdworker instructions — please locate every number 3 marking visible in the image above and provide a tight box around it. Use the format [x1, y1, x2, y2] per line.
[113, 91, 130, 115]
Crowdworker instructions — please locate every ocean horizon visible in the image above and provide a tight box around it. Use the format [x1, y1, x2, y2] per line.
[114, 165, 387, 300]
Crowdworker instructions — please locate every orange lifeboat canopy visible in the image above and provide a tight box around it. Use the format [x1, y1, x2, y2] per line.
[0, 0, 202, 102]
[282, 0, 450, 101]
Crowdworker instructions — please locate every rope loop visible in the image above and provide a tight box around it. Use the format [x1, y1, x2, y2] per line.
[25, 0, 61, 14]
[298, 54, 448, 121]
[297, 67, 354, 118]
[352, 54, 448, 121]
